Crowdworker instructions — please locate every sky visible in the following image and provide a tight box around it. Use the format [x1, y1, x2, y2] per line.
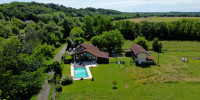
[0, 0, 200, 12]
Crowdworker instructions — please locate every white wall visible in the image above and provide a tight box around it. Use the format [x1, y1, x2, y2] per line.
[137, 53, 147, 62]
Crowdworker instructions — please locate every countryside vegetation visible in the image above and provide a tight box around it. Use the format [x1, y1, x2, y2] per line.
[0, 1, 200, 100]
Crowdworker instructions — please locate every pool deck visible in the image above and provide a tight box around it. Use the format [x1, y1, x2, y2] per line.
[71, 61, 98, 80]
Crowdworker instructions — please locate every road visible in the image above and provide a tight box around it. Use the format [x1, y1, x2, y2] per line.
[54, 44, 68, 61]
[37, 44, 67, 100]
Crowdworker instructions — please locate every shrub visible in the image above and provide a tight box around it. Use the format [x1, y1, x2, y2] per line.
[56, 85, 62, 92]
[91, 78, 94, 81]
[113, 81, 117, 87]
[152, 38, 163, 52]
[61, 75, 73, 85]
[80, 77, 83, 80]
[113, 81, 117, 90]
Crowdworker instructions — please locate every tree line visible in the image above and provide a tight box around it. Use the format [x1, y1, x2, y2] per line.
[115, 19, 200, 41]
[1, 2, 200, 22]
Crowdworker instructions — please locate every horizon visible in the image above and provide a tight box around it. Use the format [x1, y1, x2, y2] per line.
[0, 0, 200, 12]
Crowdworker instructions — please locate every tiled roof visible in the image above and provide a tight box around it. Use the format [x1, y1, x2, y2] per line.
[73, 43, 109, 59]
[131, 44, 148, 55]
[147, 54, 154, 60]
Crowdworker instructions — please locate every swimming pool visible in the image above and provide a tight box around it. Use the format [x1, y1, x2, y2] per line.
[74, 67, 88, 78]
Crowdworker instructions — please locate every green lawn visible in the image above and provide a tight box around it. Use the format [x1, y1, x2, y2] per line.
[57, 41, 200, 100]
[125, 17, 200, 22]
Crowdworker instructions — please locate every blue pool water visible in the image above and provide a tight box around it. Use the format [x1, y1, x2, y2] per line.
[74, 67, 88, 78]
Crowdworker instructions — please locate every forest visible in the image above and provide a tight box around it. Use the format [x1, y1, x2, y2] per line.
[0, 1, 200, 100]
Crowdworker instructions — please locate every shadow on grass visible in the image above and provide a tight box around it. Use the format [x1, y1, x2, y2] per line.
[136, 62, 156, 68]
[136, 64, 151, 68]
[113, 87, 117, 90]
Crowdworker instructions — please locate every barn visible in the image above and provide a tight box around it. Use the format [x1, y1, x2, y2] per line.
[126, 44, 154, 64]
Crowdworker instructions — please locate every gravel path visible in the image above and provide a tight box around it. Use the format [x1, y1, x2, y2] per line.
[37, 44, 67, 100]
[54, 44, 68, 61]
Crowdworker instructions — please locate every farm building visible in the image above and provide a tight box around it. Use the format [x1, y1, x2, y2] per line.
[125, 44, 154, 64]
[71, 43, 109, 64]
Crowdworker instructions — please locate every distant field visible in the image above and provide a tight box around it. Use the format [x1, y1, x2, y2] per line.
[124, 17, 200, 22]
[57, 41, 200, 100]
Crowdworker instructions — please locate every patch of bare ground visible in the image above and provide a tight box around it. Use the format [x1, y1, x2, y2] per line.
[124, 84, 129, 89]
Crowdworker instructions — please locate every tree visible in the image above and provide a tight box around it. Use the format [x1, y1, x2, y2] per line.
[115, 20, 135, 40]
[91, 36, 100, 47]
[74, 37, 85, 47]
[33, 43, 55, 60]
[66, 36, 85, 48]
[10, 18, 25, 29]
[0, 38, 44, 99]
[97, 16, 113, 35]
[0, 24, 13, 38]
[11, 26, 20, 35]
[62, 17, 74, 38]
[91, 29, 124, 53]
[70, 27, 85, 38]
[152, 38, 163, 52]
[50, 33, 59, 45]
[0, 12, 4, 19]
[53, 13, 60, 23]
[51, 62, 62, 78]
[133, 36, 148, 50]
[24, 25, 39, 42]
[66, 27, 85, 48]
[83, 16, 95, 40]
[38, 14, 53, 23]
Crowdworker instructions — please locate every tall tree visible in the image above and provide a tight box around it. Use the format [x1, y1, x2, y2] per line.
[91, 29, 124, 53]
[62, 17, 74, 38]
[83, 16, 94, 40]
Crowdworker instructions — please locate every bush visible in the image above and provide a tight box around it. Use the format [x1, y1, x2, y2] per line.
[61, 75, 73, 85]
[112, 81, 117, 90]
[152, 38, 163, 52]
[56, 85, 62, 92]
[133, 36, 148, 50]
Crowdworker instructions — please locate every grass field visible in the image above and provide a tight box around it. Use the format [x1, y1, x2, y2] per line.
[57, 41, 200, 100]
[124, 17, 200, 22]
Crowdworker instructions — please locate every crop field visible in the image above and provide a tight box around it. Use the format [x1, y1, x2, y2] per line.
[57, 41, 200, 100]
[124, 17, 200, 22]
